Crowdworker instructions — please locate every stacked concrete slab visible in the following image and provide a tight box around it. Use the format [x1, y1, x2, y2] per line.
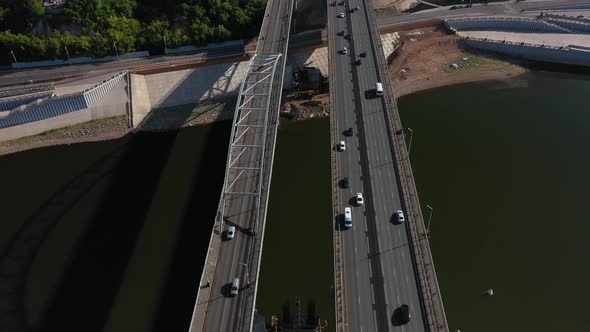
[445, 17, 572, 33]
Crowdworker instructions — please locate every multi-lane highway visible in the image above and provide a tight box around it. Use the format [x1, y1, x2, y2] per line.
[188, 0, 293, 330]
[328, 0, 427, 331]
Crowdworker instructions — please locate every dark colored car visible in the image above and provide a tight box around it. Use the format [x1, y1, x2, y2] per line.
[338, 30, 345, 36]
[359, 52, 367, 57]
[348, 8, 355, 13]
[338, 1, 344, 5]
[331, 1, 337, 6]
[340, 177, 350, 189]
[354, 59, 361, 66]
[399, 304, 411, 324]
[344, 127, 353, 136]
[344, 33, 352, 40]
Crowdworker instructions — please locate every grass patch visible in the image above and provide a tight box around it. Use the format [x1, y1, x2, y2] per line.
[446, 55, 509, 74]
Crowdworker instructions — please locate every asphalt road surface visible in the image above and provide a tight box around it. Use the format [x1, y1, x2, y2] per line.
[0, 45, 246, 87]
[329, 0, 427, 331]
[196, 0, 293, 330]
[377, 0, 590, 29]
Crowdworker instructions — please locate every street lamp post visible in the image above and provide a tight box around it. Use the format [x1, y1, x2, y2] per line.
[406, 127, 414, 154]
[9, 49, 17, 64]
[163, 35, 168, 51]
[64, 46, 71, 65]
[240, 262, 250, 287]
[113, 42, 119, 58]
[426, 204, 433, 234]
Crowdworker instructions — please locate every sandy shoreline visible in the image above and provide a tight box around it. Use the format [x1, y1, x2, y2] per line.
[0, 30, 528, 157]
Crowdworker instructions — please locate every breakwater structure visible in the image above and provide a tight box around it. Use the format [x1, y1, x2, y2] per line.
[445, 15, 590, 68]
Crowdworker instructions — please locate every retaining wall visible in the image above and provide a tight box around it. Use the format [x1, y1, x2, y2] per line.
[464, 38, 590, 67]
[0, 91, 54, 112]
[542, 15, 590, 33]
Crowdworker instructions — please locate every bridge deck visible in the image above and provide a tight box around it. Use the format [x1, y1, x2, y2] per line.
[188, 0, 294, 330]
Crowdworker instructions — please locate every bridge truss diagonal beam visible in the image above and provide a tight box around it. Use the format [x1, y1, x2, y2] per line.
[219, 51, 282, 229]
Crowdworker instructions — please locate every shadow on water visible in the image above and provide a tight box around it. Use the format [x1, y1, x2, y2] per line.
[36, 130, 180, 332]
[152, 120, 230, 332]
[27, 120, 231, 332]
[0, 143, 129, 332]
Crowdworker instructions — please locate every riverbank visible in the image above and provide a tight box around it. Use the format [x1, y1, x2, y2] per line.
[0, 116, 131, 157]
[389, 29, 528, 97]
[0, 31, 530, 158]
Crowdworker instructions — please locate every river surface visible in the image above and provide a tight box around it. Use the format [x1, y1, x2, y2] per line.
[0, 123, 230, 332]
[398, 71, 590, 332]
[1, 70, 588, 332]
[256, 118, 334, 331]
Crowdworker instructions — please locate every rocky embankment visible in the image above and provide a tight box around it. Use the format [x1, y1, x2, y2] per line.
[0, 116, 130, 157]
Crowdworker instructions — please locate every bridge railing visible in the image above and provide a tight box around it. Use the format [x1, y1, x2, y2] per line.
[326, 0, 346, 330]
[364, 0, 449, 330]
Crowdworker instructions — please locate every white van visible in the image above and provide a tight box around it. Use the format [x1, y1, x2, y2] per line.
[375, 82, 383, 96]
[344, 207, 352, 228]
[230, 278, 239, 296]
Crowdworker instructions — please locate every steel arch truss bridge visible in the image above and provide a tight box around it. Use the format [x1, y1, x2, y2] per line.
[220, 53, 282, 233]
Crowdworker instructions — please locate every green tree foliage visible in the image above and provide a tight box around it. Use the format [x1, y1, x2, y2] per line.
[22, 0, 44, 17]
[0, 0, 267, 64]
[64, 0, 100, 26]
[143, 19, 190, 51]
[104, 16, 141, 54]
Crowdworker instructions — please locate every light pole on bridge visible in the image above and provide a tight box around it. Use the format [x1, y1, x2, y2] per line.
[426, 204, 433, 234]
[240, 262, 250, 288]
[405, 127, 414, 154]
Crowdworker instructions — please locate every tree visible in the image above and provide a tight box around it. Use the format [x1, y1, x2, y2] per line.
[104, 16, 141, 54]
[22, 0, 44, 17]
[65, 0, 100, 26]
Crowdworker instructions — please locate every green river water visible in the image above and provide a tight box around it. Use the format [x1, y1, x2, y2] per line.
[0, 70, 588, 331]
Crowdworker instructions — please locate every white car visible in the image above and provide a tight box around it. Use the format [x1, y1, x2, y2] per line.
[227, 226, 236, 240]
[344, 207, 352, 228]
[355, 193, 364, 205]
[230, 277, 239, 296]
[338, 141, 346, 151]
[395, 210, 405, 224]
[341, 47, 348, 55]
[338, 12, 345, 18]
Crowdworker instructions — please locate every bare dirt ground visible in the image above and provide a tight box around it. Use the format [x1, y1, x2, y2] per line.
[281, 91, 329, 120]
[374, 0, 417, 14]
[389, 29, 528, 97]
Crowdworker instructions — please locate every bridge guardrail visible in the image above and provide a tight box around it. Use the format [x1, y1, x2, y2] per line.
[326, 0, 346, 330]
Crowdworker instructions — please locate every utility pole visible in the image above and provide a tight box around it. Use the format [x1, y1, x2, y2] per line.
[163, 35, 168, 51]
[113, 42, 119, 58]
[64, 46, 71, 65]
[9, 49, 17, 63]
